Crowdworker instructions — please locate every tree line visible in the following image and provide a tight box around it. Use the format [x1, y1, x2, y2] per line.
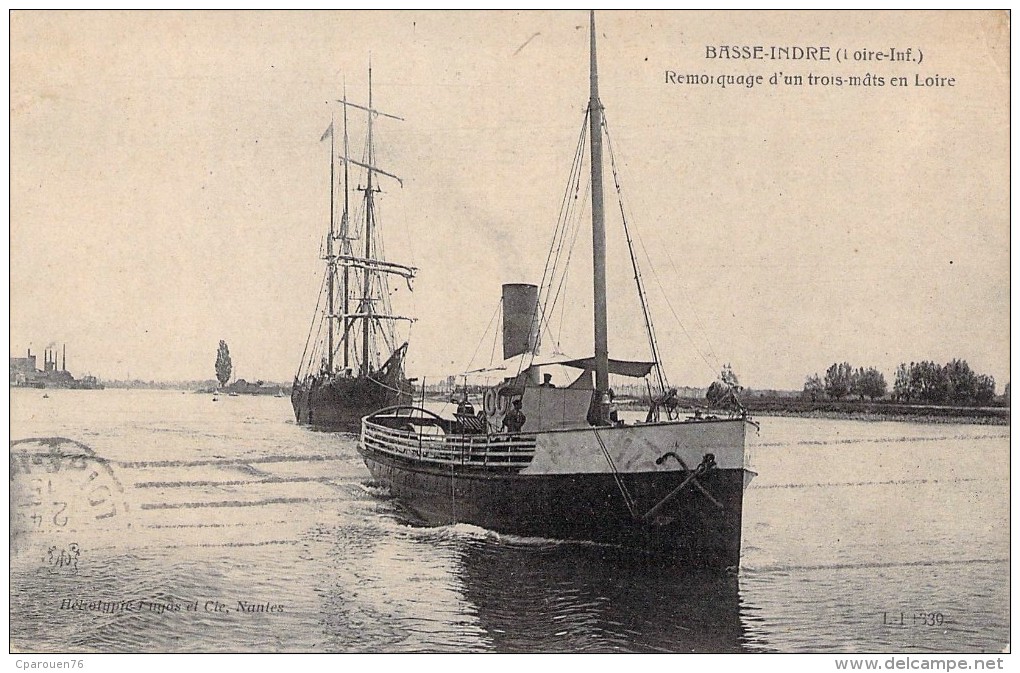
[803, 359, 999, 406]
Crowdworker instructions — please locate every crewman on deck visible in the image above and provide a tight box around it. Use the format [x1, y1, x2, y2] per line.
[502, 399, 526, 433]
[608, 389, 623, 426]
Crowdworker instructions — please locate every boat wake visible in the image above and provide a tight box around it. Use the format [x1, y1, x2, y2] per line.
[351, 482, 606, 549]
[357, 480, 395, 498]
[398, 521, 615, 550]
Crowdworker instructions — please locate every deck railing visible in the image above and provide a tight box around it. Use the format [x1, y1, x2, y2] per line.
[362, 419, 536, 467]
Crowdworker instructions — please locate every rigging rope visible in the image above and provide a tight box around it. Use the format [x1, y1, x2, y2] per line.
[517, 108, 591, 379]
[637, 234, 721, 380]
[462, 298, 502, 373]
[372, 198, 401, 351]
[548, 179, 590, 350]
[592, 427, 637, 519]
[600, 111, 722, 384]
[488, 300, 501, 368]
[296, 271, 329, 380]
[543, 110, 591, 302]
[662, 247, 724, 371]
[306, 315, 327, 379]
[532, 173, 588, 355]
[368, 375, 407, 395]
[508, 102, 729, 393]
[602, 113, 669, 396]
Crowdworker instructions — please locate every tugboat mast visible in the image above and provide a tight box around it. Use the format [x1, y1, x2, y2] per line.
[589, 10, 610, 422]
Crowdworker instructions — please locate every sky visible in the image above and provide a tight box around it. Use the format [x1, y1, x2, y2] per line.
[9, 10, 1010, 391]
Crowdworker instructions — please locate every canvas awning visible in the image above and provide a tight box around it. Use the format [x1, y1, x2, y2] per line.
[560, 357, 655, 378]
[466, 353, 655, 378]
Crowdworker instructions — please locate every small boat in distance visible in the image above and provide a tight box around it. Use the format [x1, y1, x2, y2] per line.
[292, 69, 417, 432]
[358, 13, 756, 570]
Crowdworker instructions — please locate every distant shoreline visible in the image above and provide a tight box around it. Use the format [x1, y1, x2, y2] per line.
[745, 408, 1009, 426]
[15, 387, 1008, 426]
[737, 399, 1009, 426]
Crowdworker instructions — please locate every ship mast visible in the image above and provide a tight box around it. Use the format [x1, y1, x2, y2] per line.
[326, 108, 336, 375]
[332, 70, 415, 380]
[361, 63, 376, 377]
[589, 11, 610, 422]
[342, 86, 352, 372]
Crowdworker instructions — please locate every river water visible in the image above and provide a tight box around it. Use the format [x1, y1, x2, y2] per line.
[8, 389, 1009, 653]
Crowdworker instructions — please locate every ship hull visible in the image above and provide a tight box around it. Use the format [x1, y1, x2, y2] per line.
[359, 417, 753, 569]
[291, 376, 413, 432]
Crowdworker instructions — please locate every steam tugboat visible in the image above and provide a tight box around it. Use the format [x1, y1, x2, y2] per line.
[358, 13, 756, 568]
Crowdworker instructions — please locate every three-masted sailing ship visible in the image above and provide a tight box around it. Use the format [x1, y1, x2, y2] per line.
[358, 13, 756, 569]
[292, 70, 416, 432]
